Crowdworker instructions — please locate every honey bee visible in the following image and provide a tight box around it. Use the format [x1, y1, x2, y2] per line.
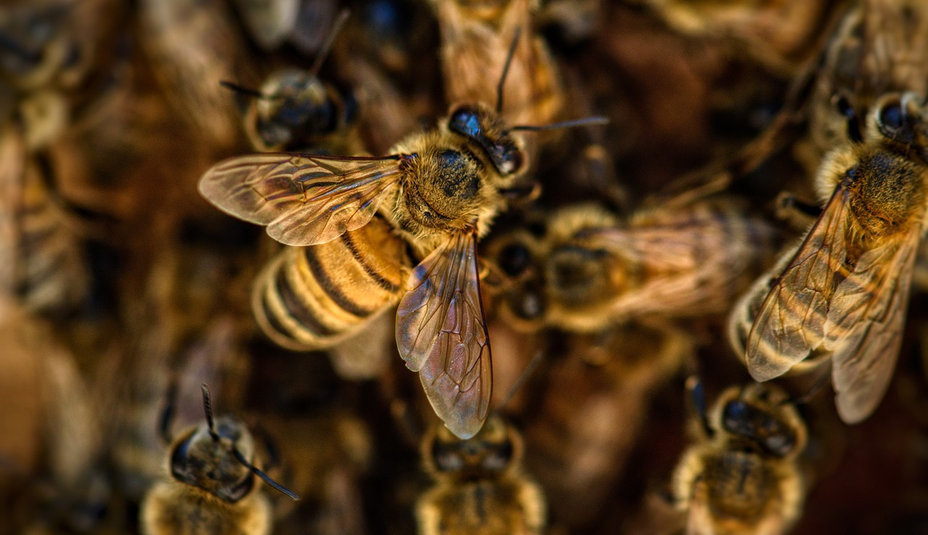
[138, 0, 255, 150]
[141, 385, 298, 535]
[635, 0, 839, 75]
[0, 124, 88, 314]
[429, 0, 565, 132]
[197, 38, 604, 437]
[416, 414, 546, 535]
[672, 379, 808, 535]
[486, 199, 778, 333]
[225, 10, 361, 154]
[732, 92, 928, 424]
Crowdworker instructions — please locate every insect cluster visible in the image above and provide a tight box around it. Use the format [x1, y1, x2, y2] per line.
[4, 0, 928, 534]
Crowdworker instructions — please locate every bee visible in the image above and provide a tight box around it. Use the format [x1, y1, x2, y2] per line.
[486, 199, 778, 333]
[416, 414, 546, 535]
[141, 385, 298, 535]
[429, 0, 565, 132]
[731, 92, 928, 424]
[198, 36, 603, 437]
[522, 322, 692, 528]
[634, 0, 839, 75]
[0, 124, 88, 314]
[138, 0, 255, 150]
[672, 379, 808, 535]
[224, 10, 361, 154]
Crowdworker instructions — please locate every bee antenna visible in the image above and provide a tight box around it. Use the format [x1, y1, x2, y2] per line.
[511, 116, 610, 132]
[310, 9, 350, 77]
[231, 448, 301, 501]
[158, 378, 179, 444]
[200, 384, 220, 442]
[219, 80, 268, 100]
[686, 376, 713, 438]
[496, 27, 522, 114]
[499, 350, 545, 411]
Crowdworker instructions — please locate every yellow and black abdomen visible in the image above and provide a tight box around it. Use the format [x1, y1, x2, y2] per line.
[252, 216, 409, 350]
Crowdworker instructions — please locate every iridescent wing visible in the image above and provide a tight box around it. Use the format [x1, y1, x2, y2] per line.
[197, 153, 406, 245]
[825, 229, 920, 423]
[395, 231, 492, 440]
[745, 184, 851, 382]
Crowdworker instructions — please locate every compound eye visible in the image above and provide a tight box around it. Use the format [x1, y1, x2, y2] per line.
[879, 100, 905, 131]
[448, 106, 482, 138]
[498, 242, 531, 277]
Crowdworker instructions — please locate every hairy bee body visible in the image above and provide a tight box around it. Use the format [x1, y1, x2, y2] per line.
[489, 199, 777, 333]
[252, 214, 409, 350]
[416, 415, 546, 535]
[142, 480, 272, 535]
[673, 382, 808, 535]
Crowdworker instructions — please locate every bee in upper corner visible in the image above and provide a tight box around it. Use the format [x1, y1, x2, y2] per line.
[730, 92, 928, 424]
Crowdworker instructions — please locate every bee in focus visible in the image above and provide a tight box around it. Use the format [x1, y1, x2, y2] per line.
[141, 385, 298, 535]
[672, 379, 808, 535]
[198, 35, 604, 438]
[485, 198, 777, 333]
[417, 414, 546, 535]
[224, 10, 361, 154]
[731, 92, 928, 423]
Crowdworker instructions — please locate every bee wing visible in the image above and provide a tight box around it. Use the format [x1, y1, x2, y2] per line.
[198, 153, 405, 245]
[825, 230, 920, 423]
[745, 184, 851, 381]
[395, 231, 492, 440]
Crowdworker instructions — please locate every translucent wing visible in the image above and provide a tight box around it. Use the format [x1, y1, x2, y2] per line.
[395, 231, 492, 440]
[745, 184, 851, 381]
[197, 153, 405, 245]
[825, 229, 920, 423]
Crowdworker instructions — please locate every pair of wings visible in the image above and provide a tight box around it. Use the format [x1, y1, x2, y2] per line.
[744, 182, 920, 423]
[198, 153, 491, 439]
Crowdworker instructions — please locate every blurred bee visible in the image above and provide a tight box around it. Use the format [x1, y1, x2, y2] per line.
[486, 199, 778, 333]
[138, 0, 254, 149]
[731, 92, 928, 424]
[198, 39, 604, 437]
[224, 10, 361, 154]
[429, 0, 565, 135]
[672, 379, 808, 535]
[417, 414, 546, 535]
[634, 0, 839, 75]
[141, 385, 298, 535]
[805, 0, 928, 158]
[522, 322, 692, 528]
[0, 124, 88, 314]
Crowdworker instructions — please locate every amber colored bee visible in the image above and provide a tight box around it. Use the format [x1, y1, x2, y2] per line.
[0, 125, 88, 314]
[197, 78, 593, 437]
[732, 93, 928, 424]
[486, 199, 778, 333]
[672, 379, 808, 535]
[429, 0, 565, 131]
[141, 385, 297, 535]
[416, 414, 546, 535]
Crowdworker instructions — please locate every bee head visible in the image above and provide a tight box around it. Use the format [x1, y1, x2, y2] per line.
[168, 416, 257, 503]
[424, 415, 520, 480]
[871, 93, 928, 153]
[716, 384, 806, 458]
[447, 103, 525, 176]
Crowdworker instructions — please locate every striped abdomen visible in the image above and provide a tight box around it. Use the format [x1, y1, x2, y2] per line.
[252, 216, 409, 350]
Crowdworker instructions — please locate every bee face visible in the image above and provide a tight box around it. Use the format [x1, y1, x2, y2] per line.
[168, 417, 256, 503]
[446, 104, 524, 176]
[425, 415, 519, 479]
